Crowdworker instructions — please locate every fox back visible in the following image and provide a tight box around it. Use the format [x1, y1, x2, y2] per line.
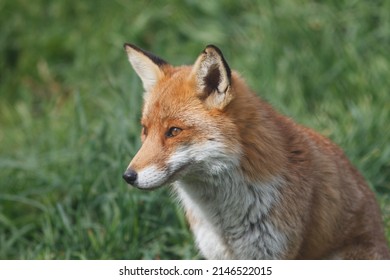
[122, 44, 389, 259]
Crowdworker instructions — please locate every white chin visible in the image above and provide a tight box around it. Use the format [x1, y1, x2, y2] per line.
[133, 165, 169, 190]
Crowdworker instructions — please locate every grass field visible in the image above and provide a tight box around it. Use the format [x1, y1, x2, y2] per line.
[0, 0, 389, 259]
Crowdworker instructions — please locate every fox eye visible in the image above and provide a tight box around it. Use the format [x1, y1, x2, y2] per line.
[165, 127, 182, 138]
[142, 125, 148, 136]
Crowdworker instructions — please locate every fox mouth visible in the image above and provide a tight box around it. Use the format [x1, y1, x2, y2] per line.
[167, 162, 192, 183]
[128, 162, 192, 191]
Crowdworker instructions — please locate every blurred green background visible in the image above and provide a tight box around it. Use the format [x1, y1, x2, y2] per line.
[0, 0, 389, 259]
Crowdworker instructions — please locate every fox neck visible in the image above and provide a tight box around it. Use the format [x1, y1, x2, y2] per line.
[174, 169, 286, 259]
[226, 82, 288, 183]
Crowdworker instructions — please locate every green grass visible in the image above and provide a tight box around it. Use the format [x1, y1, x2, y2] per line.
[0, 0, 389, 259]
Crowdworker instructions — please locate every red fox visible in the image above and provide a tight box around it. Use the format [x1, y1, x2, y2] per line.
[122, 43, 389, 259]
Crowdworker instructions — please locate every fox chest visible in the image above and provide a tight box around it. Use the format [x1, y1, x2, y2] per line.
[174, 181, 287, 260]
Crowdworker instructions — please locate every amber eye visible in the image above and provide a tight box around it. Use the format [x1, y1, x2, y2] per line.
[165, 127, 182, 138]
[142, 125, 148, 136]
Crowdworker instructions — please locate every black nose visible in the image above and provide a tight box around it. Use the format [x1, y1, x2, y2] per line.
[123, 169, 138, 185]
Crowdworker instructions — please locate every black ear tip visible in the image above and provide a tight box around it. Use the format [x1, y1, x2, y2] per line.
[204, 44, 222, 55]
[202, 44, 231, 80]
[123, 43, 168, 66]
[124, 43, 140, 52]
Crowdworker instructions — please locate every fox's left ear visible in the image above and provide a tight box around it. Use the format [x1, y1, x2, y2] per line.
[124, 43, 168, 95]
[192, 45, 232, 110]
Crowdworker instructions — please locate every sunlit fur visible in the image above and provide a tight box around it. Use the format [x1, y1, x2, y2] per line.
[123, 44, 390, 259]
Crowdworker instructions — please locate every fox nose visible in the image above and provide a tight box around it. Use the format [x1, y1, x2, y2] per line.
[122, 169, 138, 185]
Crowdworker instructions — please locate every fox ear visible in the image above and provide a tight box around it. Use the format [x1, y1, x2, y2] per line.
[124, 43, 168, 94]
[192, 45, 232, 109]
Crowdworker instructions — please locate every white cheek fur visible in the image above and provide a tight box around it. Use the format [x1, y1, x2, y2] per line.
[168, 141, 241, 174]
[134, 140, 240, 189]
[135, 165, 168, 189]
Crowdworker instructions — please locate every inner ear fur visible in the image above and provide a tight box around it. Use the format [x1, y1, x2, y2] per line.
[124, 43, 168, 94]
[192, 45, 233, 109]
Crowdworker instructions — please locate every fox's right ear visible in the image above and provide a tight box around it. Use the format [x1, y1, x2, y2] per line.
[124, 43, 168, 94]
[192, 45, 232, 110]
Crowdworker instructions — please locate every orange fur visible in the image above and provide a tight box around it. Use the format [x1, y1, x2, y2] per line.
[123, 44, 390, 259]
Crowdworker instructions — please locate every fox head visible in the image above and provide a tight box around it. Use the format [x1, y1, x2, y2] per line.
[122, 44, 245, 189]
